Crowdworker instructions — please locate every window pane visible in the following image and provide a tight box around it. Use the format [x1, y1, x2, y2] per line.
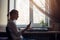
[33, 0, 45, 23]
[33, 6, 45, 23]
[34, 0, 45, 10]
[16, 0, 29, 25]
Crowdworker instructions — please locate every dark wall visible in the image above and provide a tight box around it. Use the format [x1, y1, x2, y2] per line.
[49, 0, 60, 22]
[49, 0, 60, 31]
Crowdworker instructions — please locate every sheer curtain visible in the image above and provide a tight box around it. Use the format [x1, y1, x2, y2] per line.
[30, 0, 59, 23]
[30, 0, 60, 30]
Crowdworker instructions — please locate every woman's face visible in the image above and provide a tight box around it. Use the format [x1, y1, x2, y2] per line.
[14, 13, 19, 20]
[11, 12, 19, 20]
[15, 13, 18, 20]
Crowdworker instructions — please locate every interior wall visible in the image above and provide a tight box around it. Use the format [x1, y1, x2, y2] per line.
[0, 0, 8, 32]
[0, 0, 8, 26]
[0, 0, 1, 21]
[49, 0, 60, 22]
[56, 0, 60, 21]
[49, 0, 60, 31]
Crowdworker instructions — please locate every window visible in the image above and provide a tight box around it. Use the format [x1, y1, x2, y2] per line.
[16, 0, 29, 25]
[33, 0, 45, 23]
[0, 0, 8, 26]
[9, 0, 50, 28]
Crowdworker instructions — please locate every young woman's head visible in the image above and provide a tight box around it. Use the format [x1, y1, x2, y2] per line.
[7, 9, 19, 20]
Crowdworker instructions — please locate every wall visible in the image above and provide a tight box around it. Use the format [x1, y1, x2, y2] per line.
[0, 0, 8, 32]
[49, 0, 60, 31]
[0, 0, 1, 21]
[49, 0, 60, 22]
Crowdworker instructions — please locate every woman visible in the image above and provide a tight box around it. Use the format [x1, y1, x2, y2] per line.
[6, 9, 31, 40]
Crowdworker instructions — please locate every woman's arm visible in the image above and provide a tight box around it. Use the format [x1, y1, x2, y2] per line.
[21, 22, 31, 33]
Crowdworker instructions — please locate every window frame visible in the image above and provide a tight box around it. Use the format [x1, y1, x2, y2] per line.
[9, 0, 50, 28]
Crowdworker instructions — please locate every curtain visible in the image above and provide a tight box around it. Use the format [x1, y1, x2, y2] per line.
[30, 0, 60, 23]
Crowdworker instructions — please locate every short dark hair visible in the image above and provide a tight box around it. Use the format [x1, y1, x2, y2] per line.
[7, 9, 18, 16]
